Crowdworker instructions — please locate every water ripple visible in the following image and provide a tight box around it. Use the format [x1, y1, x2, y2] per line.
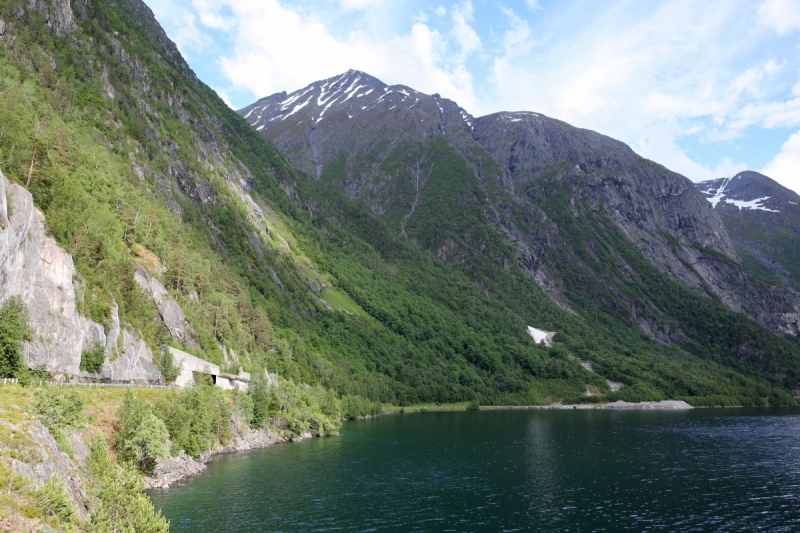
[151, 408, 800, 532]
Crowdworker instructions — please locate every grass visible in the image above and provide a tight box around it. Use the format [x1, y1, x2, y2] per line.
[320, 287, 368, 317]
[381, 401, 473, 413]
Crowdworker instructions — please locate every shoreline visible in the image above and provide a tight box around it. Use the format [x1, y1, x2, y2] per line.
[145, 424, 314, 490]
[147, 399, 797, 489]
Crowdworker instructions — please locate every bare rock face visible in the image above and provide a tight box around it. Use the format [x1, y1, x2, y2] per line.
[23, 0, 75, 36]
[133, 261, 188, 341]
[0, 172, 161, 382]
[1, 174, 104, 374]
[100, 303, 162, 382]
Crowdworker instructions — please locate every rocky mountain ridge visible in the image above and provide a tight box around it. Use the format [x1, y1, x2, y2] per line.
[0, 0, 797, 407]
[240, 70, 800, 339]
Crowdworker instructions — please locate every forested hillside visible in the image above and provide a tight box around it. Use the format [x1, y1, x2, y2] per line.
[0, 0, 796, 408]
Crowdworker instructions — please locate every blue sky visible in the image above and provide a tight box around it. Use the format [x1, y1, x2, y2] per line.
[150, 0, 800, 192]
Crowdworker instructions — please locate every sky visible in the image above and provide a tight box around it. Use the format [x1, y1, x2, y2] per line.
[149, 0, 800, 193]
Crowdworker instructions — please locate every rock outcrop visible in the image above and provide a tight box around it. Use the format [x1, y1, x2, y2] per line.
[23, 0, 75, 36]
[0, 172, 161, 382]
[3, 420, 88, 520]
[133, 261, 189, 342]
[696, 171, 800, 294]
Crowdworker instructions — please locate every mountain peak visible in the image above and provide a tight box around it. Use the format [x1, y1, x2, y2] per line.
[696, 171, 800, 213]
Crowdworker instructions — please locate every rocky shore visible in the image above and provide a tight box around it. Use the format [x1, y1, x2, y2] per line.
[145, 421, 314, 490]
[484, 400, 694, 411]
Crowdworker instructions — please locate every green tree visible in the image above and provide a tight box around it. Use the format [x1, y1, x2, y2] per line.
[33, 387, 87, 431]
[80, 341, 106, 372]
[0, 297, 31, 378]
[86, 434, 170, 533]
[115, 390, 169, 474]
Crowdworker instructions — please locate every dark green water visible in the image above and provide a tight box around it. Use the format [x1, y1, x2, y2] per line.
[150, 409, 800, 532]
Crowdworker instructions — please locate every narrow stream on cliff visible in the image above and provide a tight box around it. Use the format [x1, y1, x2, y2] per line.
[150, 408, 800, 532]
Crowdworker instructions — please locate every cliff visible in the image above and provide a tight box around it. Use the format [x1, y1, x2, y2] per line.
[0, 172, 160, 381]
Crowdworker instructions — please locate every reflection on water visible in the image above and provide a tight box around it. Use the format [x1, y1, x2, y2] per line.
[151, 409, 800, 532]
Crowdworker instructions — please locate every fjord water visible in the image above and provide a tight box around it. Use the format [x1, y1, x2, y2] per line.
[151, 409, 800, 532]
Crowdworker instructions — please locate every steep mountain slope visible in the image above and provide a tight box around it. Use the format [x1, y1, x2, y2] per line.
[242, 71, 800, 399]
[696, 171, 800, 293]
[0, 0, 600, 406]
[0, 0, 797, 407]
[242, 71, 800, 338]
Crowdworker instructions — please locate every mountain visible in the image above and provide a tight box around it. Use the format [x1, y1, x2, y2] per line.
[0, 0, 796, 408]
[696, 171, 800, 292]
[241, 70, 800, 400]
[241, 71, 800, 338]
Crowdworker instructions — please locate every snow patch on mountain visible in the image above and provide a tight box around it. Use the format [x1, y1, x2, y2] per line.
[527, 326, 555, 346]
[700, 177, 780, 212]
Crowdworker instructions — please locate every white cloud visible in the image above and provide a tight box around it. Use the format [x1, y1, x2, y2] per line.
[154, 0, 800, 186]
[204, 0, 478, 110]
[524, 0, 542, 12]
[482, 0, 800, 182]
[150, 1, 209, 55]
[450, 1, 481, 62]
[762, 130, 800, 193]
[633, 125, 749, 183]
[339, 0, 386, 11]
[758, 0, 800, 35]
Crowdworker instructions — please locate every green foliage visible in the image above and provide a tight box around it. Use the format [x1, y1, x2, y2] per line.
[0, 297, 31, 379]
[249, 374, 342, 436]
[33, 387, 87, 431]
[36, 476, 74, 525]
[86, 433, 170, 533]
[156, 348, 181, 385]
[80, 342, 106, 372]
[153, 382, 231, 457]
[115, 390, 169, 474]
[341, 395, 383, 419]
[0, 0, 796, 416]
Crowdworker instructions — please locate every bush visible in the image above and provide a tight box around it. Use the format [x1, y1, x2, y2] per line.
[341, 394, 383, 419]
[79, 342, 106, 372]
[157, 348, 181, 384]
[154, 382, 231, 457]
[0, 297, 31, 378]
[37, 476, 74, 525]
[115, 390, 169, 474]
[250, 379, 342, 436]
[33, 387, 87, 431]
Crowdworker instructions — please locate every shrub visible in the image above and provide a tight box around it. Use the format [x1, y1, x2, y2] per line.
[37, 476, 74, 525]
[79, 341, 106, 372]
[153, 382, 231, 457]
[33, 387, 87, 431]
[157, 348, 181, 384]
[267, 378, 342, 436]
